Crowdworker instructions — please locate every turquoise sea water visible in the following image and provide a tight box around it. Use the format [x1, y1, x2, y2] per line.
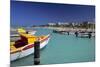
[11, 28, 95, 67]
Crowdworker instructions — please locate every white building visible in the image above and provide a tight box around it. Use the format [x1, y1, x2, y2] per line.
[48, 23, 56, 26]
[58, 22, 69, 25]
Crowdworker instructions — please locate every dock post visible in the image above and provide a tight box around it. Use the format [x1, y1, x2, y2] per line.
[34, 41, 40, 65]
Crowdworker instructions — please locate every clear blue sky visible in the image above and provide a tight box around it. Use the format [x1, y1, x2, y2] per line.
[11, 1, 95, 26]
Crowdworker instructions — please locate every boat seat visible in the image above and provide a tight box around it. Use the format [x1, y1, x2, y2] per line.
[14, 40, 28, 48]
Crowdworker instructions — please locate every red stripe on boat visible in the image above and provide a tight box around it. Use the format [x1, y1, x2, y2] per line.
[23, 44, 34, 50]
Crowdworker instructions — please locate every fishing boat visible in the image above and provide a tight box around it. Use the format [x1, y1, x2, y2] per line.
[77, 31, 92, 38]
[53, 30, 67, 34]
[78, 33, 89, 38]
[10, 33, 50, 61]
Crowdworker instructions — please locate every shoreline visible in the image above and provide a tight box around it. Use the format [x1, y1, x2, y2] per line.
[11, 26, 95, 32]
[10, 27, 95, 32]
[44, 27, 95, 32]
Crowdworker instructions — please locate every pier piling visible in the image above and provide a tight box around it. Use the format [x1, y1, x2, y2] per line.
[34, 41, 40, 65]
